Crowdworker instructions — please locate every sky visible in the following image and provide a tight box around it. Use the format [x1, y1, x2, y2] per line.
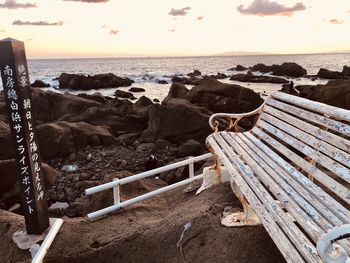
[0, 0, 349, 58]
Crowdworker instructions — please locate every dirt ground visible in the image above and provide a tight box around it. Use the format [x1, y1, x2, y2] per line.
[0, 182, 285, 263]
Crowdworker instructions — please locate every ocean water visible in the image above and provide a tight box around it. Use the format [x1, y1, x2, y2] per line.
[1, 53, 350, 101]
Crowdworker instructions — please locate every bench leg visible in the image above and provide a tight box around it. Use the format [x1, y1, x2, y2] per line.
[221, 180, 260, 227]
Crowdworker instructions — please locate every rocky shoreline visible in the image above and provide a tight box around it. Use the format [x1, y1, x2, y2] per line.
[1, 62, 350, 262]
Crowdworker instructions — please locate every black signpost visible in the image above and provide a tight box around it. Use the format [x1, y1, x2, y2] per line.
[0, 38, 49, 234]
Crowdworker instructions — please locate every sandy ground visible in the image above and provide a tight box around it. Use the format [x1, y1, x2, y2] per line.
[0, 182, 285, 263]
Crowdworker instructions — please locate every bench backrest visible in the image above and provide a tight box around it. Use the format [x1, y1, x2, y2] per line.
[255, 91, 350, 206]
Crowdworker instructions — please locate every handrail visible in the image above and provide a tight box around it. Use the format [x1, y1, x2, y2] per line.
[87, 174, 204, 219]
[208, 102, 265, 130]
[85, 153, 213, 219]
[31, 218, 63, 263]
[85, 153, 212, 195]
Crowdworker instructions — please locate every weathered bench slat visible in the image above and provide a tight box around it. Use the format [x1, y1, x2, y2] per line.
[267, 99, 350, 137]
[261, 113, 350, 177]
[223, 132, 350, 257]
[262, 107, 350, 167]
[220, 132, 330, 239]
[226, 132, 345, 228]
[271, 92, 350, 123]
[206, 91, 350, 262]
[251, 127, 350, 205]
[208, 136, 317, 263]
[242, 132, 350, 223]
[258, 119, 350, 184]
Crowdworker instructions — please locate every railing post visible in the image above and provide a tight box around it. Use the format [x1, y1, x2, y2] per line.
[113, 178, 120, 205]
[188, 157, 194, 188]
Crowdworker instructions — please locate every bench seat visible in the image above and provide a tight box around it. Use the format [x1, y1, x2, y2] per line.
[206, 91, 350, 263]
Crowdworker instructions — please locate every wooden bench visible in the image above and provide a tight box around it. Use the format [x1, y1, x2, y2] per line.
[205, 91, 350, 263]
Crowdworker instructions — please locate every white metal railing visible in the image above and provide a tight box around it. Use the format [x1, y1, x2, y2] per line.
[31, 218, 63, 263]
[85, 153, 212, 219]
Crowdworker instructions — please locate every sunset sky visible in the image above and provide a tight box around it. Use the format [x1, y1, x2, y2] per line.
[0, 0, 349, 58]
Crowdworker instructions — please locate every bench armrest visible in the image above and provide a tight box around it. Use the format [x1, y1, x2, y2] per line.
[317, 224, 350, 263]
[208, 103, 265, 131]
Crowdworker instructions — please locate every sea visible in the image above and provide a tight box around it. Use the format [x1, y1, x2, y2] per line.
[1, 53, 350, 101]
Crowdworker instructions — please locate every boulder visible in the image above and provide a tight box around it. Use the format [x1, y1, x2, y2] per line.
[272, 62, 307, 77]
[77, 93, 112, 104]
[251, 62, 307, 77]
[58, 73, 134, 90]
[171, 76, 202, 85]
[187, 77, 263, 113]
[129, 87, 145, 92]
[0, 160, 59, 208]
[210, 73, 227, 79]
[296, 80, 350, 110]
[132, 96, 153, 119]
[0, 122, 15, 160]
[162, 82, 189, 103]
[234, 65, 248, 71]
[317, 68, 342, 79]
[177, 139, 203, 157]
[141, 98, 212, 144]
[31, 80, 50, 88]
[230, 73, 288, 84]
[37, 122, 76, 160]
[37, 121, 117, 160]
[114, 90, 136, 100]
[187, 70, 201, 77]
[31, 89, 101, 123]
[157, 80, 168, 84]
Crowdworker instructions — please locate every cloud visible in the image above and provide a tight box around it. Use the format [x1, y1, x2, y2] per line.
[62, 0, 109, 2]
[237, 0, 306, 17]
[329, 19, 344, 24]
[0, 0, 37, 9]
[109, 29, 118, 35]
[197, 16, 204, 21]
[168, 7, 191, 16]
[102, 24, 108, 28]
[0, 29, 6, 32]
[12, 20, 64, 26]
[168, 29, 176, 32]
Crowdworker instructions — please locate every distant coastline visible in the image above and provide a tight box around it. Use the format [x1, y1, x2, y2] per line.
[28, 50, 350, 61]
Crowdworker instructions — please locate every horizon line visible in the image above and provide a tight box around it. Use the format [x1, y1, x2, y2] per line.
[28, 50, 350, 60]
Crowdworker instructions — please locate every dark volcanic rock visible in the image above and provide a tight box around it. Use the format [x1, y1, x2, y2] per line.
[77, 93, 112, 104]
[0, 160, 59, 209]
[37, 121, 117, 160]
[272, 62, 307, 77]
[235, 65, 248, 71]
[129, 87, 145, 92]
[187, 70, 201, 77]
[187, 77, 263, 113]
[177, 139, 203, 157]
[141, 98, 212, 144]
[251, 62, 307, 77]
[114, 90, 136, 100]
[230, 72, 288, 84]
[157, 80, 168, 84]
[0, 122, 15, 160]
[171, 76, 202, 85]
[295, 80, 350, 110]
[31, 80, 50, 88]
[162, 82, 189, 103]
[210, 73, 227, 79]
[58, 73, 134, 90]
[317, 68, 342, 79]
[317, 66, 350, 79]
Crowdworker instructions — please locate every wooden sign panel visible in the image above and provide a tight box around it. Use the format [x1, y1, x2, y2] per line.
[0, 38, 49, 234]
